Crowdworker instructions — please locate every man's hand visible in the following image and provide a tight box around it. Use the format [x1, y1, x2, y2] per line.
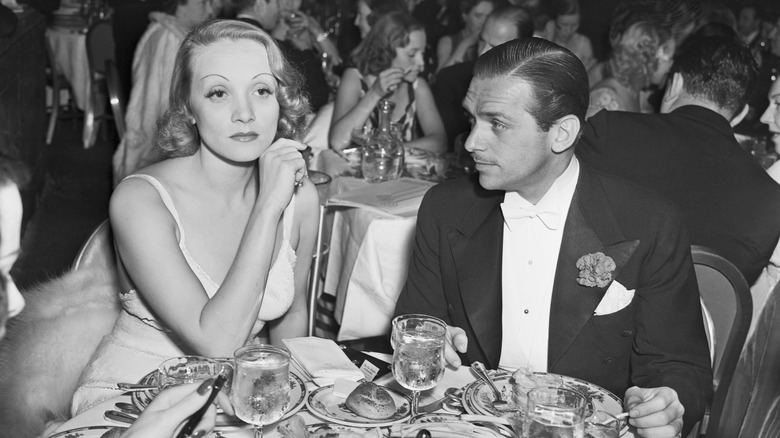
[624, 386, 684, 438]
[444, 325, 468, 367]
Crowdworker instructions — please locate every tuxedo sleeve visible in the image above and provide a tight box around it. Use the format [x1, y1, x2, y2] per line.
[394, 189, 451, 323]
[631, 206, 713, 434]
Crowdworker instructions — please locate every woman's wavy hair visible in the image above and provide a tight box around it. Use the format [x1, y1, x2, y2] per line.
[608, 21, 665, 91]
[155, 19, 311, 158]
[350, 11, 424, 76]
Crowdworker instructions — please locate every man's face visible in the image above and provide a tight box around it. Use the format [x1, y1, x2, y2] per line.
[256, 0, 281, 30]
[737, 7, 759, 36]
[478, 17, 520, 56]
[462, 76, 560, 194]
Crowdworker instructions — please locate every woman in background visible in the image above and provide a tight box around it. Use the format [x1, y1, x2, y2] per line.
[545, 0, 594, 70]
[73, 19, 318, 414]
[354, 0, 407, 39]
[330, 12, 446, 154]
[435, 0, 496, 71]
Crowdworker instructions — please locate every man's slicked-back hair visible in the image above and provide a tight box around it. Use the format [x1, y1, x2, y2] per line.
[671, 34, 757, 118]
[473, 37, 589, 132]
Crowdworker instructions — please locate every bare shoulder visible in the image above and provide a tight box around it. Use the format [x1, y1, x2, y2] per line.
[109, 173, 177, 234]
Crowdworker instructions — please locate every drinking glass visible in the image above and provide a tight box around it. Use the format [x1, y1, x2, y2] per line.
[157, 356, 223, 391]
[524, 386, 586, 438]
[391, 314, 447, 417]
[231, 345, 291, 438]
[585, 411, 621, 438]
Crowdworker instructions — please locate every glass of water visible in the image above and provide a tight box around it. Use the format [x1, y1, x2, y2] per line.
[232, 345, 291, 438]
[391, 314, 447, 417]
[524, 386, 586, 438]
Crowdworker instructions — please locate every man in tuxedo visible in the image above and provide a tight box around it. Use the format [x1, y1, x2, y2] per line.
[394, 38, 712, 437]
[577, 34, 780, 286]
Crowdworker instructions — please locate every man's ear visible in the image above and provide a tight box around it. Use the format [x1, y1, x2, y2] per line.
[551, 115, 580, 153]
[661, 72, 684, 113]
[730, 104, 749, 127]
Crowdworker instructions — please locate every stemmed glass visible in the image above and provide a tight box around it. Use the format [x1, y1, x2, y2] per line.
[391, 314, 447, 417]
[231, 345, 291, 438]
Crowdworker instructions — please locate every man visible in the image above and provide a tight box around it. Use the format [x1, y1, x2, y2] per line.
[433, 5, 533, 150]
[395, 38, 711, 437]
[578, 34, 780, 286]
[234, 0, 330, 111]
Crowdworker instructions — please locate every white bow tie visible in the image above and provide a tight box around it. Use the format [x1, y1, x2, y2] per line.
[500, 203, 561, 230]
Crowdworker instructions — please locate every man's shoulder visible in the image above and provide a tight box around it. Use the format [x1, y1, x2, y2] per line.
[582, 165, 681, 218]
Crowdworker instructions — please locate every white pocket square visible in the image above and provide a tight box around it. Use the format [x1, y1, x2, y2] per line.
[594, 280, 635, 316]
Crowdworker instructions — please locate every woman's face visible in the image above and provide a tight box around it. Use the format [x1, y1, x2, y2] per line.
[0, 182, 24, 335]
[760, 79, 780, 152]
[177, 0, 214, 31]
[189, 39, 280, 163]
[355, 1, 373, 39]
[392, 30, 426, 81]
[463, 1, 494, 34]
[554, 14, 579, 43]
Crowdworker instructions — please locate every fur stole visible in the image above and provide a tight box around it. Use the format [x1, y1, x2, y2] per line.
[0, 267, 120, 437]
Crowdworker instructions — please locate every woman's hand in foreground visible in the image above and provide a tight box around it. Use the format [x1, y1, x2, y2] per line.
[119, 380, 226, 438]
[257, 138, 309, 213]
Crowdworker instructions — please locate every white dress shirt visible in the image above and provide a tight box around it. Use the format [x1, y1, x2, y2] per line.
[499, 158, 580, 371]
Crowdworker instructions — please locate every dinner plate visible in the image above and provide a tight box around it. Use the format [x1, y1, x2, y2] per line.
[130, 370, 307, 428]
[305, 384, 411, 427]
[462, 372, 628, 435]
[49, 425, 120, 438]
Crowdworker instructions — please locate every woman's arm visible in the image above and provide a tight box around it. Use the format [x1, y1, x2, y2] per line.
[437, 32, 478, 72]
[405, 79, 447, 154]
[436, 35, 453, 71]
[268, 180, 318, 344]
[111, 141, 308, 357]
[329, 67, 404, 151]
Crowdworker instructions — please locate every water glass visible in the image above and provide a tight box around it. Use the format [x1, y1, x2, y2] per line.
[391, 314, 447, 416]
[584, 411, 621, 438]
[524, 386, 586, 438]
[232, 345, 291, 438]
[157, 356, 223, 391]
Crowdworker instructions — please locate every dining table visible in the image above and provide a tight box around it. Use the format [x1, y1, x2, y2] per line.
[49, 351, 637, 438]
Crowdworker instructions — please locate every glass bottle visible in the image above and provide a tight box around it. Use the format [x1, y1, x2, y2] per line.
[362, 100, 404, 183]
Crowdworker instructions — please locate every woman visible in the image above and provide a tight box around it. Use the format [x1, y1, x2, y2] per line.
[72, 19, 318, 414]
[587, 21, 670, 118]
[761, 77, 780, 183]
[0, 152, 28, 337]
[112, 0, 214, 184]
[435, 0, 496, 71]
[545, 0, 594, 70]
[354, 0, 407, 39]
[330, 12, 446, 154]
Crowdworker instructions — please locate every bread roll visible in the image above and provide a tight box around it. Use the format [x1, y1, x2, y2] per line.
[344, 381, 397, 419]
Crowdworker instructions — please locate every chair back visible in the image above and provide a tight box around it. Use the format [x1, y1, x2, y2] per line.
[85, 20, 114, 79]
[691, 245, 752, 438]
[72, 219, 116, 272]
[105, 59, 127, 139]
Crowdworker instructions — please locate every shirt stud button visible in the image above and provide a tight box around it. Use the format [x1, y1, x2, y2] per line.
[524, 309, 529, 314]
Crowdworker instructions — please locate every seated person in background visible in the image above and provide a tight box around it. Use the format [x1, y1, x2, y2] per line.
[330, 12, 446, 154]
[354, 0, 408, 40]
[544, 0, 594, 70]
[73, 19, 318, 414]
[394, 38, 712, 438]
[112, 0, 214, 184]
[578, 34, 780, 288]
[435, 0, 497, 72]
[434, 5, 533, 150]
[587, 20, 671, 118]
[762, 77, 780, 184]
[232, 0, 332, 112]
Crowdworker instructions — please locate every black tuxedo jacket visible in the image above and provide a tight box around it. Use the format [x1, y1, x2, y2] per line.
[578, 106, 780, 284]
[394, 165, 713, 434]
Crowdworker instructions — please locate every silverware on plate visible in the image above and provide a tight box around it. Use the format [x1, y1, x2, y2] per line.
[117, 382, 157, 392]
[471, 362, 509, 409]
[104, 409, 138, 425]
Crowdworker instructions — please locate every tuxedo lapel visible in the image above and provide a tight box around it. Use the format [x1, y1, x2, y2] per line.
[548, 167, 639, 369]
[450, 190, 504, 369]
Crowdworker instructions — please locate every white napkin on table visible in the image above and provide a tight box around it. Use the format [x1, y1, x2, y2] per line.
[282, 337, 364, 387]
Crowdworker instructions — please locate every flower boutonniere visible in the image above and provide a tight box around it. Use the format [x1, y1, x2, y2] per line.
[576, 252, 616, 288]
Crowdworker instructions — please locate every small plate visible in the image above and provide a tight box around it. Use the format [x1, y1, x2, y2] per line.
[49, 425, 120, 438]
[130, 370, 307, 428]
[463, 372, 627, 435]
[305, 385, 411, 427]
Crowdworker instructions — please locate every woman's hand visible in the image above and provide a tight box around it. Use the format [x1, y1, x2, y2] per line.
[119, 381, 218, 438]
[371, 68, 405, 98]
[257, 138, 308, 213]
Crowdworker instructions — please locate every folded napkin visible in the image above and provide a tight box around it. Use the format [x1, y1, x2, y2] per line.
[593, 280, 635, 316]
[283, 337, 364, 387]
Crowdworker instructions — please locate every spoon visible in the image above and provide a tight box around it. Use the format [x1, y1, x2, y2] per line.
[471, 361, 509, 409]
[114, 402, 141, 416]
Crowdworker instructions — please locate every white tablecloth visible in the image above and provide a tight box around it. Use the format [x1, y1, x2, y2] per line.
[46, 26, 89, 111]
